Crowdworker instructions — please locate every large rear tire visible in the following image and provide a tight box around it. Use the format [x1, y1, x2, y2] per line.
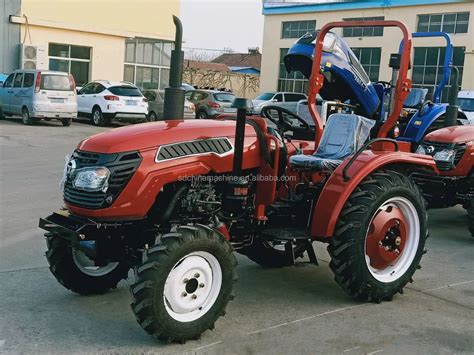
[45, 233, 130, 295]
[328, 170, 427, 302]
[130, 224, 237, 343]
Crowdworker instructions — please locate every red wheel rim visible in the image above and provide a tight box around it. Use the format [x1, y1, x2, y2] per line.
[365, 203, 408, 270]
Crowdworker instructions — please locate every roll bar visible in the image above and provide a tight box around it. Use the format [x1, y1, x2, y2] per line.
[308, 21, 412, 146]
[399, 32, 453, 104]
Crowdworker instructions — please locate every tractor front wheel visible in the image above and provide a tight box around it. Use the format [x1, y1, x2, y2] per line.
[328, 170, 427, 302]
[45, 233, 130, 295]
[130, 224, 237, 343]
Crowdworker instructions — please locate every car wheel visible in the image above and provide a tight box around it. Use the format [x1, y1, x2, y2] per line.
[61, 118, 72, 127]
[22, 107, 34, 125]
[196, 110, 208, 120]
[147, 111, 158, 122]
[92, 107, 107, 126]
[0, 107, 4, 119]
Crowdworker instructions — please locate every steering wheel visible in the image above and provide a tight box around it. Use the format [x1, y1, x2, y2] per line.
[376, 81, 392, 89]
[261, 105, 311, 133]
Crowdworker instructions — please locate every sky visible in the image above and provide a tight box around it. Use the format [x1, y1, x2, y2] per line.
[180, 0, 264, 55]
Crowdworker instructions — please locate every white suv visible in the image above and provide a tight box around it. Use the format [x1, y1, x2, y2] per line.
[77, 80, 148, 125]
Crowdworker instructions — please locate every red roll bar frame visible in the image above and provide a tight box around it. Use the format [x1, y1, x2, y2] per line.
[308, 21, 413, 146]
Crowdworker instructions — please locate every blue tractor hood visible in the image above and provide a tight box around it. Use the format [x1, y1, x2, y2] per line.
[284, 32, 380, 119]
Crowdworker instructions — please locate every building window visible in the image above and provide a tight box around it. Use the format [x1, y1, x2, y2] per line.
[277, 48, 308, 93]
[417, 12, 469, 34]
[412, 46, 465, 102]
[351, 47, 381, 82]
[48, 43, 91, 86]
[281, 20, 316, 39]
[124, 38, 172, 90]
[342, 17, 384, 37]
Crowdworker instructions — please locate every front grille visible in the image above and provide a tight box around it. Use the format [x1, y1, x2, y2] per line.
[421, 141, 466, 171]
[156, 138, 233, 161]
[64, 150, 142, 209]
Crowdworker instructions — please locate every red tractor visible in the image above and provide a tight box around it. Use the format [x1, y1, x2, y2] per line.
[411, 125, 474, 236]
[39, 21, 437, 342]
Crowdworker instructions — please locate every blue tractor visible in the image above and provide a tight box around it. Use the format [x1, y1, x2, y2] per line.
[284, 31, 468, 147]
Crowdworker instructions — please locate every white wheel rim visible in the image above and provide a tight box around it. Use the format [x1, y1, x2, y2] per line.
[364, 197, 420, 283]
[93, 111, 100, 124]
[22, 111, 28, 123]
[163, 251, 222, 322]
[72, 249, 119, 277]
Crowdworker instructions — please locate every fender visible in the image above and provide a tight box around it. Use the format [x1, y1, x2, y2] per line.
[400, 104, 447, 143]
[310, 150, 437, 238]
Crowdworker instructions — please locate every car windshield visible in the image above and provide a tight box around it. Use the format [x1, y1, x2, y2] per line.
[256, 93, 275, 101]
[40, 74, 72, 91]
[457, 98, 474, 112]
[109, 86, 142, 97]
[214, 93, 235, 103]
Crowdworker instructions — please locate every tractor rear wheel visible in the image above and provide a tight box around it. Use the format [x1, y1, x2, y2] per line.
[328, 170, 427, 302]
[130, 224, 237, 343]
[468, 198, 474, 237]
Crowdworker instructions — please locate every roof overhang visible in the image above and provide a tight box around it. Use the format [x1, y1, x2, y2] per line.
[262, 0, 468, 15]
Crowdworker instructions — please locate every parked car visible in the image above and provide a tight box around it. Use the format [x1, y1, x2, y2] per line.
[142, 89, 195, 120]
[77, 80, 148, 126]
[0, 69, 77, 126]
[188, 90, 236, 119]
[458, 91, 474, 125]
[251, 91, 307, 115]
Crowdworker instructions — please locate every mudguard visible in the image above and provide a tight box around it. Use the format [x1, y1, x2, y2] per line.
[399, 103, 447, 144]
[310, 149, 437, 238]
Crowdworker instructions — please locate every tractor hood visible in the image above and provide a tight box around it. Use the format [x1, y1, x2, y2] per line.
[424, 126, 474, 144]
[284, 31, 380, 118]
[78, 119, 257, 153]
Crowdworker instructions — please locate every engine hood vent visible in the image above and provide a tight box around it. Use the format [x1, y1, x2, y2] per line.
[156, 137, 233, 162]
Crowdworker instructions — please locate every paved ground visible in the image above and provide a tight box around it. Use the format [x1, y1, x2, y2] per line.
[0, 117, 473, 354]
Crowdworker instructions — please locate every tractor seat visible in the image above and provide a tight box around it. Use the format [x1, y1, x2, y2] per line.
[289, 113, 375, 172]
[404, 88, 428, 108]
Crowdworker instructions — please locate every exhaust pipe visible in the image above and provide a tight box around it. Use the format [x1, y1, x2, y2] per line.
[444, 65, 460, 127]
[163, 16, 185, 120]
[231, 98, 251, 175]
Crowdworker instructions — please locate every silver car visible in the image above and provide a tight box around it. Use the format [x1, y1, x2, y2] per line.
[142, 90, 195, 120]
[0, 69, 77, 126]
[252, 91, 307, 115]
[188, 90, 236, 119]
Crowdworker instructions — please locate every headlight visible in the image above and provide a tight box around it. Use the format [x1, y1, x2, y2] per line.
[433, 149, 455, 163]
[415, 145, 426, 155]
[72, 167, 110, 192]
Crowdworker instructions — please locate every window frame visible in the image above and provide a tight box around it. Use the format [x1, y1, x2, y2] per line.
[281, 20, 316, 39]
[416, 12, 470, 34]
[277, 48, 309, 94]
[48, 43, 91, 86]
[342, 16, 384, 37]
[13, 73, 24, 88]
[124, 38, 173, 90]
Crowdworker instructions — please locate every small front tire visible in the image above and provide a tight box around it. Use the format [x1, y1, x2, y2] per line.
[131, 224, 237, 342]
[328, 170, 427, 302]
